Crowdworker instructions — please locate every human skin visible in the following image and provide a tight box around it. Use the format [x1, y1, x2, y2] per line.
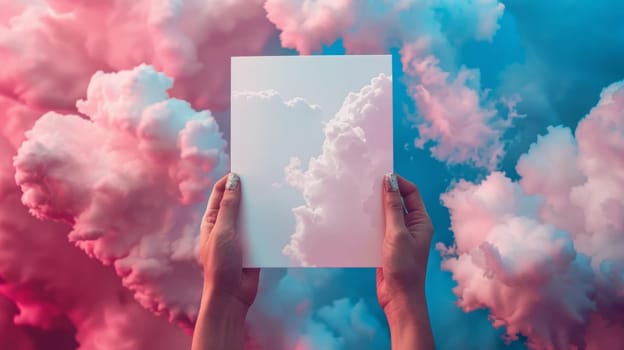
[192, 173, 259, 350]
[378, 173, 435, 350]
[192, 172, 434, 349]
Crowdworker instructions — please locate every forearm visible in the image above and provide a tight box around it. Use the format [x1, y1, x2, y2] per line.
[386, 293, 435, 350]
[192, 289, 248, 350]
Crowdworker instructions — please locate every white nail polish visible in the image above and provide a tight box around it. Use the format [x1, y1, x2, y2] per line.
[385, 173, 399, 192]
[226, 173, 239, 191]
[400, 197, 409, 214]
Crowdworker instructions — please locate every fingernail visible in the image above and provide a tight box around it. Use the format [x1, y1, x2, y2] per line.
[384, 173, 399, 192]
[400, 197, 409, 214]
[226, 173, 240, 191]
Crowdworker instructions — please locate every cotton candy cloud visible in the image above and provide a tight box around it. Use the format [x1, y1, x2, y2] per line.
[0, 1, 275, 342]
[283, 73, 392, 267]
[401, 41, 520, 169]
[1, 133, 190, 349]
[13, 65, 228, 327]
[0, 295, 35, 350]
[0, 0, 275, 112]
[265, 0, 504, 54]
[264, 0, 354, 55]
[266, 0, 515, 169]
[231, 88, 324, 266]
[6, 60, 392, 349]
[439, 80, 624, 349]
[0, 215, 192, 350]
[439, 172, 596, 349]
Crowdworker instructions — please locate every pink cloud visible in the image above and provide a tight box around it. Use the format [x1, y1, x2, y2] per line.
[283, 73, 392, 267]
[439, 79, 624, 348]
[584, 314, 624, 350]
[401, 42, 520, 169]
[266, 0, 515, 169]
[1, 133, 190, 349]
[264, 0, 354, 55]
[265, 0, 505, 54]
[0, 96, 42, 151]
[3, 57, 390, 348]
[439, 172, 595, 348]
[0, 0, 275, 112]
[0, 295, 35, 350]
[13, 65, 228, 326]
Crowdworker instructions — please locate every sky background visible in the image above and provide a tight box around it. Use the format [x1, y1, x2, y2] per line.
[0, 1, 623, 349]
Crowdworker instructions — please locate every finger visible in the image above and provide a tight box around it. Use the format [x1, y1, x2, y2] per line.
[201, 175, 228, 230]
[214, 173, 241, 233]
[383, 173, 409, 236]
[396, 175, 429, 216]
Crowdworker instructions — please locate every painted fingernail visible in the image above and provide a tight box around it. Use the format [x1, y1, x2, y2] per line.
[384, 173, 399, 192]
[226, 173, 240, 191]
[400, 197, 409, 214]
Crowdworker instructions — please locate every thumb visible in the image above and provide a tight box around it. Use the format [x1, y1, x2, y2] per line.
[214, 173, 241, 232]
[383, 173, 408, 236]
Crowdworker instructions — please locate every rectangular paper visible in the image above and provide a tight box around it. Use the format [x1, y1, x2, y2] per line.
[231, 55, 393, 267]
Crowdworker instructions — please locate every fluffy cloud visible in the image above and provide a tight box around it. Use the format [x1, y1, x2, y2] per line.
[13, 65, 228, 326]
[264, 0, 354, 55]
[0, 210, 192, 350]
[265, 0, 504, 54]
[0, 295, 35, 350]
[266, 0, 515, 169]
[0, 0, 275, 112]
[401, 41, 521, 169]
[283, 73, 392, 267]
[231, 88, 324, 266]
[1, 131, 190, 349]
[439, 172, 595, 348]
[0, 1, 275, 343]
[439, 80, 624, 348]
[247, 269, 388, 350]
[6, 62, 391, 349]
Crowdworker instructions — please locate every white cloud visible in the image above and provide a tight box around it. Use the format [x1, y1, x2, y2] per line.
[282, 73, 392, 267]
[13, 65, 228, 325]
[439, 79, 624, 348]
[231, 87, 325, 267]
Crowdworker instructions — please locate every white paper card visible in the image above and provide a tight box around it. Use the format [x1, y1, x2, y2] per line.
[231, 55, 392, 267]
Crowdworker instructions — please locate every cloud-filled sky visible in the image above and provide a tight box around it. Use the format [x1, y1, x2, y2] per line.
[0, 1, 623, 349]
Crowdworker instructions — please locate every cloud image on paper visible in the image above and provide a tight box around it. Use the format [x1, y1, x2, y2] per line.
[231, 55, 392, 268]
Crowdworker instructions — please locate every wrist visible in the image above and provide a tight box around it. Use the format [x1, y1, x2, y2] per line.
[384, 292, 426, 327]
[192, 288, 248, 350]
[200, 286, 249, 318]
[385, 293, 435, 350]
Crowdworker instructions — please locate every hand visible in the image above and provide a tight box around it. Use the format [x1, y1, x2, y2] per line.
[377, 173, 435, 350]
[192, 173, 259, 350]
[198, 172, 259, 308]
